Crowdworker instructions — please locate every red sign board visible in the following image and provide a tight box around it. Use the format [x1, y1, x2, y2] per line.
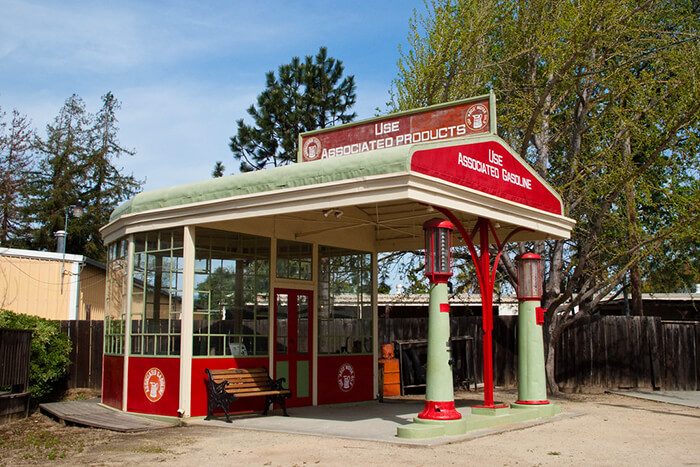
[299, 95, 494, 162]
[411, 139, 563, 215]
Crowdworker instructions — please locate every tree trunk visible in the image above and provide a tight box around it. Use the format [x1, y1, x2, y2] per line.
[624, 135, 644, 316]
[544, 313, 563, 393]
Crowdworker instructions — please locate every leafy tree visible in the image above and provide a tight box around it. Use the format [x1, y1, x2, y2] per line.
[230, 46, 356, 171]
[26, 93, 141, 261]
[212, 161, 225, 178]
[392, 0, 700, 389]
[0, 107, 34, 246]
[0, 309, 71, 400]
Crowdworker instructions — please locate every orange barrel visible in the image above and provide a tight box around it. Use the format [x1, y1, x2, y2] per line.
[381, 344, 395, 359]
[379, 345, 400, 397]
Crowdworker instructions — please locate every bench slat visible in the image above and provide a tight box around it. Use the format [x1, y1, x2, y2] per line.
[211, 376, 269, 384]
[226, 381, 271, 388]
[208, 368, 266, 375]
[226, 386, 273, 392]
[234, 390, 292, 398]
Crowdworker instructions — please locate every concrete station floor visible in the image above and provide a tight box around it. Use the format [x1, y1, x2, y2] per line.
[187, 393, 574, 446]
[186, 388, 700, 445]
[42, 389, 700, 446]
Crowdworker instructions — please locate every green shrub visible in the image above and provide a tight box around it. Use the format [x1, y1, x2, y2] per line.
[0, 310, 72, 399]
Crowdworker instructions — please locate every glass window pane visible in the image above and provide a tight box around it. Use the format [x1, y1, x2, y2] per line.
[276, 293, 288, 354]
[297, 295, 308, 354]
[190, 228, 271, 357]
[318, 246, 373, 355]
[276, 239, 313, 280]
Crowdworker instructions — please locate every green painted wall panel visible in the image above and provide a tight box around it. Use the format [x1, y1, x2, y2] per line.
[276, 361, 289, 387]
[297, 361, 309, 398]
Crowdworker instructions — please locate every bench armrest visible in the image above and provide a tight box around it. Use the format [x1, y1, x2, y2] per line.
[270, 377, 287, 391]
[212, 380, 229, 395]
[205, 369, 230, 396]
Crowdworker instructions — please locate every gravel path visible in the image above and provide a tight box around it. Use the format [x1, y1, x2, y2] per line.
[3, 391, 698, 466]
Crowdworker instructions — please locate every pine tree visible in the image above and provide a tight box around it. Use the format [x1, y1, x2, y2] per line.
[212, 161, 225, 177]
[230, 47, 356, 171]
[81, 92, 142, 260]
[27, 94, 90, 254]
[0, 107, 34, 246]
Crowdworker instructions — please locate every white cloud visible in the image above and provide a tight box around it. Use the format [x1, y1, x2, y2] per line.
[1, 0, 424, 193]
[0, 1, 343, 75]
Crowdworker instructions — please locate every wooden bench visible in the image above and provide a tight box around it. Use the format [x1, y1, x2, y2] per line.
[204, 368, 292, 423]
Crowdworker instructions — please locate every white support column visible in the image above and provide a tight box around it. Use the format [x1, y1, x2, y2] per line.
[372, 251, 379, 400]
[122, 235, 135, 412]
[269, 237, 276, 379]
[68, 261, 81, 320]
[312, 241, 319, 406]
[178, 225, 195, 418]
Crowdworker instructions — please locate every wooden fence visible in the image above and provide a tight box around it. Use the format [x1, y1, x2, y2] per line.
[555, 316, 699, 391]
[59, 320, 103, 390]
[0, 328, 32, 422]
[379, 316, 519, 388]
[53, 316, 698, 392]
[380, 315, 700, 391]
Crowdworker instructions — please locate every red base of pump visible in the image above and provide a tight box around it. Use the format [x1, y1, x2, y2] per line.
[514, 400, 550, 405]
[417, 401, 462, 420]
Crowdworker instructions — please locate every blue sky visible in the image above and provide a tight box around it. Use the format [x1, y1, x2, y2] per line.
[1, 0, 425, 191]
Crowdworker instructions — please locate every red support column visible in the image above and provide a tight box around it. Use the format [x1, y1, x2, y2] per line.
[434, 209, 525, 410]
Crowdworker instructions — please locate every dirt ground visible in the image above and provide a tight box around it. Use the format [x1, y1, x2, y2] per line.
[2, 390, 699, 466]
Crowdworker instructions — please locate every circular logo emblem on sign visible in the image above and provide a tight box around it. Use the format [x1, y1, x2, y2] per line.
[465, 103, 489, 131]
[303, 137, 322, 161]
[143, 367, 166, 402]
[337, 363, 356, 392]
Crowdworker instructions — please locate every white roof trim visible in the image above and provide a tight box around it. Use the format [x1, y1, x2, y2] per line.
[0, 247, 85, 263]
[101, 170, 575, 247]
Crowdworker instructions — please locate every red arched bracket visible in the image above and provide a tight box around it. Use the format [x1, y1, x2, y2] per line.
[433, 206, 531, 409]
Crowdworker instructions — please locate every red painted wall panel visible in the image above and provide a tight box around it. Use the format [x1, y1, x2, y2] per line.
[101, 355, 123, 410]
[317, 355, 374, 405]
[126, 356, 180, 416]
[190, 357, 270, 417]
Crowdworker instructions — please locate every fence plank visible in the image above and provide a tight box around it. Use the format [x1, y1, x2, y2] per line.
[76, 321, 91, 387]
[90, 321, 104, 390]
[646, 317, 662, 390]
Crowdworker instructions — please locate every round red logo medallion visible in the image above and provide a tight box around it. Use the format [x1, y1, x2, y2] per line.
[337, 363, 356, 392]
[143, 367, 166, 402]
[465, 103, 489, 131]
[303, 137, 322, 161]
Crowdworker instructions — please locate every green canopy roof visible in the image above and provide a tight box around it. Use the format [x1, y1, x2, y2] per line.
[110, 145, 412, 223]
[104, 135, 574, 250]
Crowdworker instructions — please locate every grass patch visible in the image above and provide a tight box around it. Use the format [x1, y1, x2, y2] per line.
[136, 444, 166, 454]
[15, 429, 75, 460]
[0, 412, 107, 464]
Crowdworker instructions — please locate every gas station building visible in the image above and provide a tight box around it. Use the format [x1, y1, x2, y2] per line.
[100, 95, 575, 420]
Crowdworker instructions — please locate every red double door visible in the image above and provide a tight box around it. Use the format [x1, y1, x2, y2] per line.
[273, 289, 313, 407]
